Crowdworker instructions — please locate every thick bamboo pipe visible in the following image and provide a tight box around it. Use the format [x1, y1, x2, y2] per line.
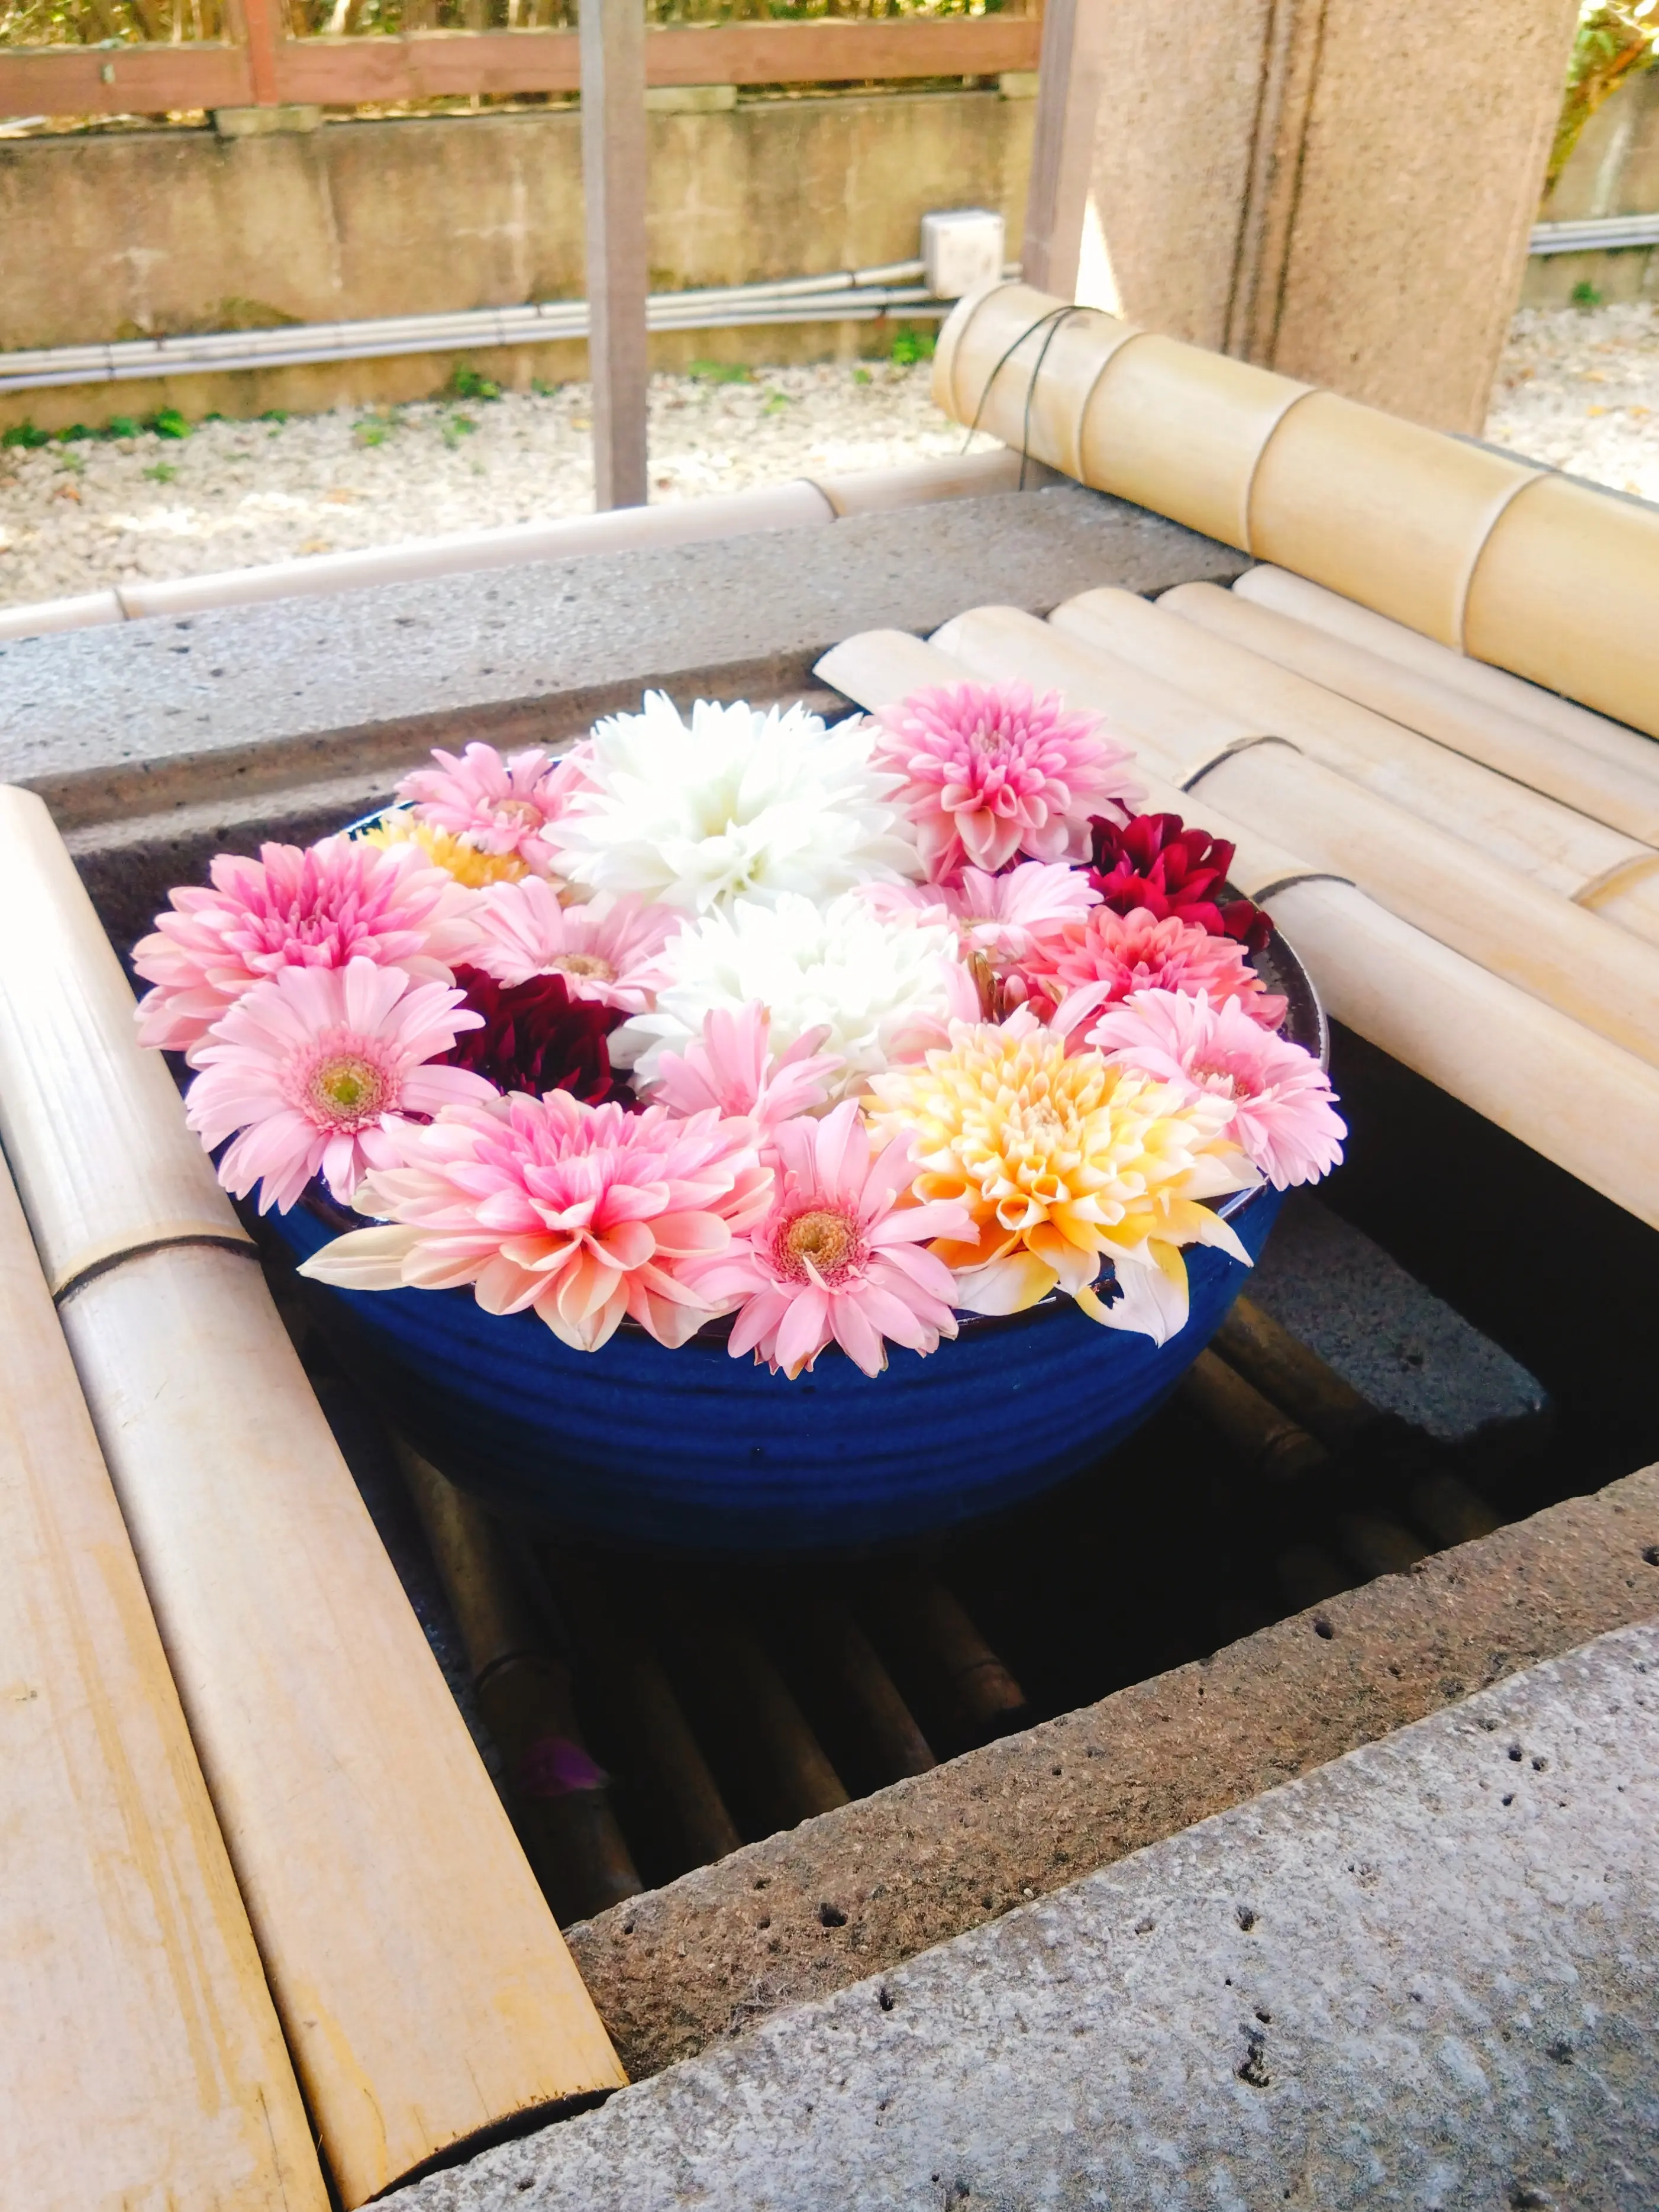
[0, 787, 625, 2208]
[937, 600, 1659, 1076]
[815, 627, 1659, 1232]
[394, 1442, 643, 1926]
[1163, 579, 1659, 850]
[932, 281, 1659, 740]
[1176, 1348, 1332, 1486]
[1051, 586, 1659, 946]
[1234, 566, 1659, 780]
[0, 1160, 327, 2212]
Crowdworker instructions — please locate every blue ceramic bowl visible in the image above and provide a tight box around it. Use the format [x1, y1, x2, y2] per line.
[268, 928, 1322, 1554]
[272, 1183, 1284, 1552]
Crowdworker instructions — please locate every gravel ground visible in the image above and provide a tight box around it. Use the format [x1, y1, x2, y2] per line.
[2, 302, 1656, 611]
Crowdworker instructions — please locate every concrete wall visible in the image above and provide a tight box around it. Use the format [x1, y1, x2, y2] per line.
[1522, 63, 1659, 307]
[1077, 0, 1581, 433]
[0, 90, 1033, 430]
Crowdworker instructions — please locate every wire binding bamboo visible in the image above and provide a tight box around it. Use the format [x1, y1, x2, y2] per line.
[1053, 588, 1659, 925]
[932, 284, 1659, 740]
[1464, 470, 1659, 744]
[0, 1161, 327, 2212]
[814, 625, 1659, 1231]
[1240, 388, 1544, 648]
[1233, 566, 1659, 776]
[0, 787, 251, 1295]
[0, 789, 625, 2208]
[1164, 579, 1659, 849]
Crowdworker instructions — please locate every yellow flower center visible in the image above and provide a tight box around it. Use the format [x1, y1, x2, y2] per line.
[547, 952, 615, 982]
[494, 797, 547, 831]
[779, 1207, 861, 1285]
[309, 1052, 388, 1126]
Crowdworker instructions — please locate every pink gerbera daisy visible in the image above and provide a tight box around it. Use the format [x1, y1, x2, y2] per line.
[1086, 988, 1345, 1189]
[680, 1099, 974, 1378]
[185, 957, 496, 1214]
[1043, 907, 1288, 1039]
[868, 681, 1142, 879]
[460, 877, 681, 1012]
[133, 836, 479, 1055]
[396, 741, 585, 875]
[298, 1090, 773, 1354]
[645, 1000, 844, 1145]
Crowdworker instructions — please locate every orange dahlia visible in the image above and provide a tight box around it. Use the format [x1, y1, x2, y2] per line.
[864, 1011, 1260, 1343]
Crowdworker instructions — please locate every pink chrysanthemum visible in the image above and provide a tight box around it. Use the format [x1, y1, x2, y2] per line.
[869, 681, 1142, 879]
[185, 957, 495, 1214]
[396, 741, 585, 874]
[297, 1090, 772, 1354]
[644, 1000, 844, 1146]
[681, 1099, 973, 1378]
[133, 836, 480, 1055]
[1042, 907, 1288, 1039]
[1086, 989, 1345, 1190]
[461, 878, 682, 1012]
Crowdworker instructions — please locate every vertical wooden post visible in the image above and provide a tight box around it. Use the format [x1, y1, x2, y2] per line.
[1019, 0, 1107, 299]
[235, 0, 283, 106]
[581, 0, 650, 510]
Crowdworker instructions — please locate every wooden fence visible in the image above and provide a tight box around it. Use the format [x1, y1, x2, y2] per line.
[0, 7, 1040, 117]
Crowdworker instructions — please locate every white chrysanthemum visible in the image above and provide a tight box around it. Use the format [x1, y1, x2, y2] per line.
[615, 891, 973, 1100]
[544, 691, 921, 915]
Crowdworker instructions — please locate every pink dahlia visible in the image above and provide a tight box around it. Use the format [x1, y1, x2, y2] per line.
[1043, 907, 1287, 1040]
[645, 1000, 843, 1146]
[185, 957, 495, 1214]
[396, 741, 585, 874]
[869, 681, 1141, 879]
[461, 878, 682, 1011]
[298, 1091, 772, 1353]
[133, 836, 479, 1055]
[1086, 988, 1345, 1189]
[681, 1099, 973, 1378]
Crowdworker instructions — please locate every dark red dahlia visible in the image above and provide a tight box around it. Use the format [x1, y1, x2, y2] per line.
[444, 966, 632, 1105]
[1087, 811, 1275, 954]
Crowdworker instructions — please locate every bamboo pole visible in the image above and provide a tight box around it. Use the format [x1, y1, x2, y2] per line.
[961, 599, 1659, 1072]
[784, 1590, 937, 1784]
[1241, 388, 1544, 649]
[863, 1569, 1028, 1752]
[0, 1160, 327, 2212]
[0, 786, 625, 2209]
[1213, 1295, 1376, 1451]
[652, 1583, 850, 1834]
[1234, 565, 1659, 782]
[930, 283, 1659, 740]
[1464, 470, 1659, 746]
[1163, 579, 1659, 850]
[1051, 586, 1659, 943]
[394, 1442, 642, 1927]
[1176, 1348, 1332, 1485]
[537, 1547, 743, 1872]
[815, 628, 1659, 1232]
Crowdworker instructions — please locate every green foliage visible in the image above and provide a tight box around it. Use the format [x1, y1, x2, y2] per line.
[146, 407, 190, 438]
[762, 389, 795, 414]
[143, 460, 179, 482]
[354, 408, 401, 447]
[531, 377, 558, 397]
[688, 359, 753, 383]
[1549, 2, 1659, 192]
[441, 412, 479, 448]
[1570, 278, 1606, 307]
[889, 323, 935, 366]
[2, 422, 51, 450]
[852, 366, 873, 386]
[57, 423, 95, 441]
[450, 365, 502, 402]
[259, 409, 290, 425]
[105, 415, 140, 439]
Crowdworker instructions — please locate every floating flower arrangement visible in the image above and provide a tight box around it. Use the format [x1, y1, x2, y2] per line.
[135, 683, 1344, 1378]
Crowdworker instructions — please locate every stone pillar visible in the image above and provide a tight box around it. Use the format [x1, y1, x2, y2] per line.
[1057, 0, 1580, 432]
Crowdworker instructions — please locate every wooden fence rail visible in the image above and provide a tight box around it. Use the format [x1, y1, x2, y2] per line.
[0, 11, 1040, 116]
